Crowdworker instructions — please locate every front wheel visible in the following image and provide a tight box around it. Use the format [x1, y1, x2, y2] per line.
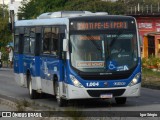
[115, 97, 127, 105]
[54, 81, 67, 107]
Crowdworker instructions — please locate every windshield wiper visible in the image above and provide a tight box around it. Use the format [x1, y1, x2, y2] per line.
[88, 35, 102, 51]
[109, 30, 124, 47]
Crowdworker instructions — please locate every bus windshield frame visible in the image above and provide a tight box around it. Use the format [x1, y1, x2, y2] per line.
[69, 18, 139, 75]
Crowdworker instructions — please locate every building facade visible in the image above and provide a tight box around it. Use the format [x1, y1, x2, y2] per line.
[0, 0, 23, 21]
[130, 15, 160, 58]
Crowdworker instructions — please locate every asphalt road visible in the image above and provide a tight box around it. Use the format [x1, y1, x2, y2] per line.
[0, 68, 160, 118]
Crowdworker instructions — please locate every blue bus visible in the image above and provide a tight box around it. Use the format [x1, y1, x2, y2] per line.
[14, 11, 141, 106]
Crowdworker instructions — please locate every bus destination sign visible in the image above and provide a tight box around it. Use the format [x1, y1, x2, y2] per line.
[71, 21, 128, 30]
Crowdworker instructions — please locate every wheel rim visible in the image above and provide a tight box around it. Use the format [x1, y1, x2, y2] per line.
[55, 82, 60, 103]
[29, 80, 32, 95]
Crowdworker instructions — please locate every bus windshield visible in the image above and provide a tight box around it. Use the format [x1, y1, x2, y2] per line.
[70, 31, 138, 73]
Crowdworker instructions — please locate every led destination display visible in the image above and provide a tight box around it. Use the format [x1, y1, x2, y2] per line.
[71, 21, 128, 30]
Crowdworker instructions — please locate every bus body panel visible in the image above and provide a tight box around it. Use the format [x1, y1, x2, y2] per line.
[14, 53, 25, 86]
[31, 76, 42, 92]
[14, 73, 25, 87]
[40, 56, 65, 95]
[23, 55, 40, 77]
[23, 55, 41, 90]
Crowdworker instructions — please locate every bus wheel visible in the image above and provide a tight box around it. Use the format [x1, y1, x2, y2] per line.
[54, 81, 67, 107]
[28, 76, 39, 99]
[115, 97, 127, 105]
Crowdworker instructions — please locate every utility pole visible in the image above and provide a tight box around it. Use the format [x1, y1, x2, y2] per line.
[10, 10, 14, 33]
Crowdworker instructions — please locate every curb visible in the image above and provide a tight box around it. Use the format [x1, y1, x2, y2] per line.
[0, 94, 33, 111]
[0, 68, 13, 71]
[0, 94, 74, 120]
[0, 97, 17, 110]
[0, 93, 58, 111]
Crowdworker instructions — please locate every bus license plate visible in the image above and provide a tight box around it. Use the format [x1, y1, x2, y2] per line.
[100, 94, 113, 98]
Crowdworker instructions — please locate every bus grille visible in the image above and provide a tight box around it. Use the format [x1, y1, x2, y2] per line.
[87, 89, 126, 97]
[80, 73, 131, 80]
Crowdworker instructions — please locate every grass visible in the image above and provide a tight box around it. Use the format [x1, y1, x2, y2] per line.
[142, 68, 160, 90]
[15, 100, 25, 111]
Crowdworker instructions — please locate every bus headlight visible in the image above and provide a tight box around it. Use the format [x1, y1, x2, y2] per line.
[69, 74, 84, 88]
[129, 73, 141, 86]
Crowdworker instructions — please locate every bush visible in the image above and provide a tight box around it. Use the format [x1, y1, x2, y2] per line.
[142, 57, 160, 69]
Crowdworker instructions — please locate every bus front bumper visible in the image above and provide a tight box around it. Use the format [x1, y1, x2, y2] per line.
[66, 83, 141, 99]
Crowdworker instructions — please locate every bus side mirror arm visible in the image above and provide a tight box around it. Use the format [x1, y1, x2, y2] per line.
[63, 39, 68, 52]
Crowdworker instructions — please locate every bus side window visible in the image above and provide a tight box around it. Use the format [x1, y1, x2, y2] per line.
[30, 28, 36, 54]
[23, 28, 30, 54]
[35, 27, 42, 56]
[43, 27, 51, 54]
[51, 27, 59, 56]
[14, 28, 19, 53]
[42, 26, 60, 56]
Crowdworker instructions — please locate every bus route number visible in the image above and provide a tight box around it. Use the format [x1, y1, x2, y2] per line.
[86, 82, 99, 87]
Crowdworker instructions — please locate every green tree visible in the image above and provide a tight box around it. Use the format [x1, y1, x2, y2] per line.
[18, 0, 126, 19]
[18, 0, 68, 19]
[0, 5, 12, 48]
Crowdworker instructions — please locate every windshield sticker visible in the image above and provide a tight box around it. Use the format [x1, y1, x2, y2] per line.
[107, 61, 117, 70]
[106, 34, 133, 39]
[76, 61, 104, 68]
[79, 36, 100, 41]
[118, 54, 130, 58]
[116, 65, 129, 71]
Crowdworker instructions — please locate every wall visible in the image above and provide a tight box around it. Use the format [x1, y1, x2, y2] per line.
[135, 16, 160, 58]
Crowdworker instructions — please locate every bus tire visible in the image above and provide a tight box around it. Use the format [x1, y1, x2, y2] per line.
[54, 80, 67, 107]
[28, 75, 39, 99]
[115, 97, 127, 105]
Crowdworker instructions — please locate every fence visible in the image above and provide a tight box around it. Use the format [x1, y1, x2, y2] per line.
[127, 3, 160, 15]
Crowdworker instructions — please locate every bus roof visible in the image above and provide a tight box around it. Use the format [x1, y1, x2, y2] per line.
[15, 18, 69, 27]
[15, 11, 135, 27]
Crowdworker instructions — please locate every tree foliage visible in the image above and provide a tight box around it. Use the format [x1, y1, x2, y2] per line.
[0, 5, 12, 48]
[18, 0, 160, 19]
[18, 0, 126, 19]
[18, 0, 68, 19]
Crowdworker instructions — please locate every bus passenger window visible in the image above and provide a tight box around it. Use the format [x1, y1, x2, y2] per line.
[43, 28, 51, 54]
[43, 38, 50, 54]
[24, 38, 30, 53]
[14, 28, 19, 53]
[51, 27, 59, 56]
[42, 27, 60, 55]
[30, 38, 35, 54]
[23, 28, 30, 53]
[30, 28, 35, 54]
[14, 36, 19, 52]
